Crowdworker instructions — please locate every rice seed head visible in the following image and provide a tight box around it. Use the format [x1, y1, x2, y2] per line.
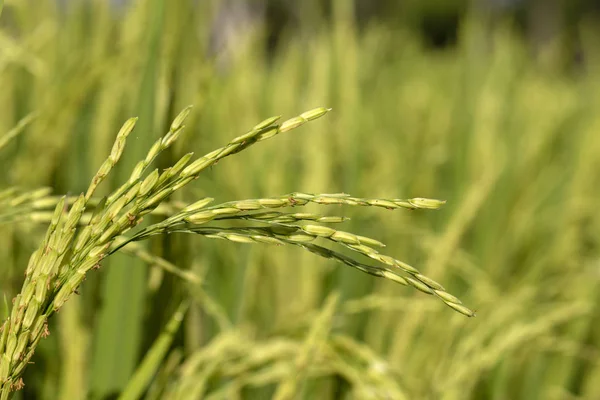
[392, 259, 420, 275]
[4, 334, 16, 361]
[393, 200, 414, 209]
[0, 104, 479, 396]
[408, 198, 446, 210]
[255, 126, 279, 142]
[252, 115, 281, 131]
[11, 332, 29, 362]
[29, 317, 46, 342]
[280, 116, 307, 133]
[313, 196, 344, 205]
[350, 244, 380, 258]
[182, 198, 215, 213]
[415, 274, 445, 291]
[251, 235, 285, 245]
[290, 192, 313, 200]
[291, 213, 318, 220]
[222, 233, 255, 243]
[63, 194, 86, 233]
[169, 105, 193, 132]
[34, 278, 48, 304]
[25, 250, 40, 277]
[282, 233, 315, 243]
[123, 182, 142, 204]
[105, 184, 127, 207]
[129, 161, 146, 183]
[203, 148, 221, 159]
[73, 227, 92, 254]
[356, 235, 385, 248]
[405, 277, 434, 295]
[231, 129, 262, 144]
[21, 302, 38, 331]
[331, 231, 361, 245]
[434, 290, 461, 305]
[106, 196, 129, 221]
[50, 197, 66, 227]
[52, 286, 72, 311]
[8, 298, 23, 327]
[259, 198, 289, 208]
[20, 284, 35, 308]
[110, 117, 137, 161]
[234, 200, 262, 210]
[171, 176, 195, 191]
[184, 211, 216, 224]
[0, 356, 9, 383]
[180, 157, 213, 178]
[445, 302, 476, 317]
[38, 250, 58, 275]
[217, 143, 243, 158]
[145, 140, 162, 164]
[98, 223, 121, 244]
[375, 254, 396, 266]
[317, 216, 348, 223]
[143, 187, 174, 209]
[210, 207, 239, 216]
[367, 199, 400, 209]
[77, 257, 102, 275]
[139, 169, 160, 197]
[88, 243, 110, 258]
[56, 232, 75, 255]
[252, 212, 283, 220]
[381, 271, 408, 286]
[302, 225, 336, 237]
[168, 153, 194, 178]
[300, 107, 331, 121]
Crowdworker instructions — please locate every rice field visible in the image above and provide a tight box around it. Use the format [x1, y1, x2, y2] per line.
[1, 1, 599, 399]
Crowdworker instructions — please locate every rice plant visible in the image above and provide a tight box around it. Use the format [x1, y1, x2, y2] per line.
[0, 105, 473, 398]
[2, 1, 600, 399]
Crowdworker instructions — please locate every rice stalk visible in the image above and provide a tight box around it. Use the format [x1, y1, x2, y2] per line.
[159, 225, 472, 316]
[0, 106, 327, 396]
[0, 104, 470, 398]
[118, 301, 189, 400]
[273, 292, 339, 400]
[0, 113, 38, 152]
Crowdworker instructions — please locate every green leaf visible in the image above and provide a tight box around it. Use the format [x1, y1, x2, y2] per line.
[118, 301, 189, 400]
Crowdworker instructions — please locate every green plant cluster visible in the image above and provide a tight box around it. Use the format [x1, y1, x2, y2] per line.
[1, 1, 599, 399]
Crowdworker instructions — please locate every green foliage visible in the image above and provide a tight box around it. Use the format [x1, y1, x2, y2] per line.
[1, 1, 600, 399]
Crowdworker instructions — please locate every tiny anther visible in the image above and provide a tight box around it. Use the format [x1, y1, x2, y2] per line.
[12, 378, 25, 391]
[42, 323, 50, 338]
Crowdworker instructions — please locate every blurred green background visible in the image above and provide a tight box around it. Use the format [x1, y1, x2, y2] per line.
[1, 0, 600, 399]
